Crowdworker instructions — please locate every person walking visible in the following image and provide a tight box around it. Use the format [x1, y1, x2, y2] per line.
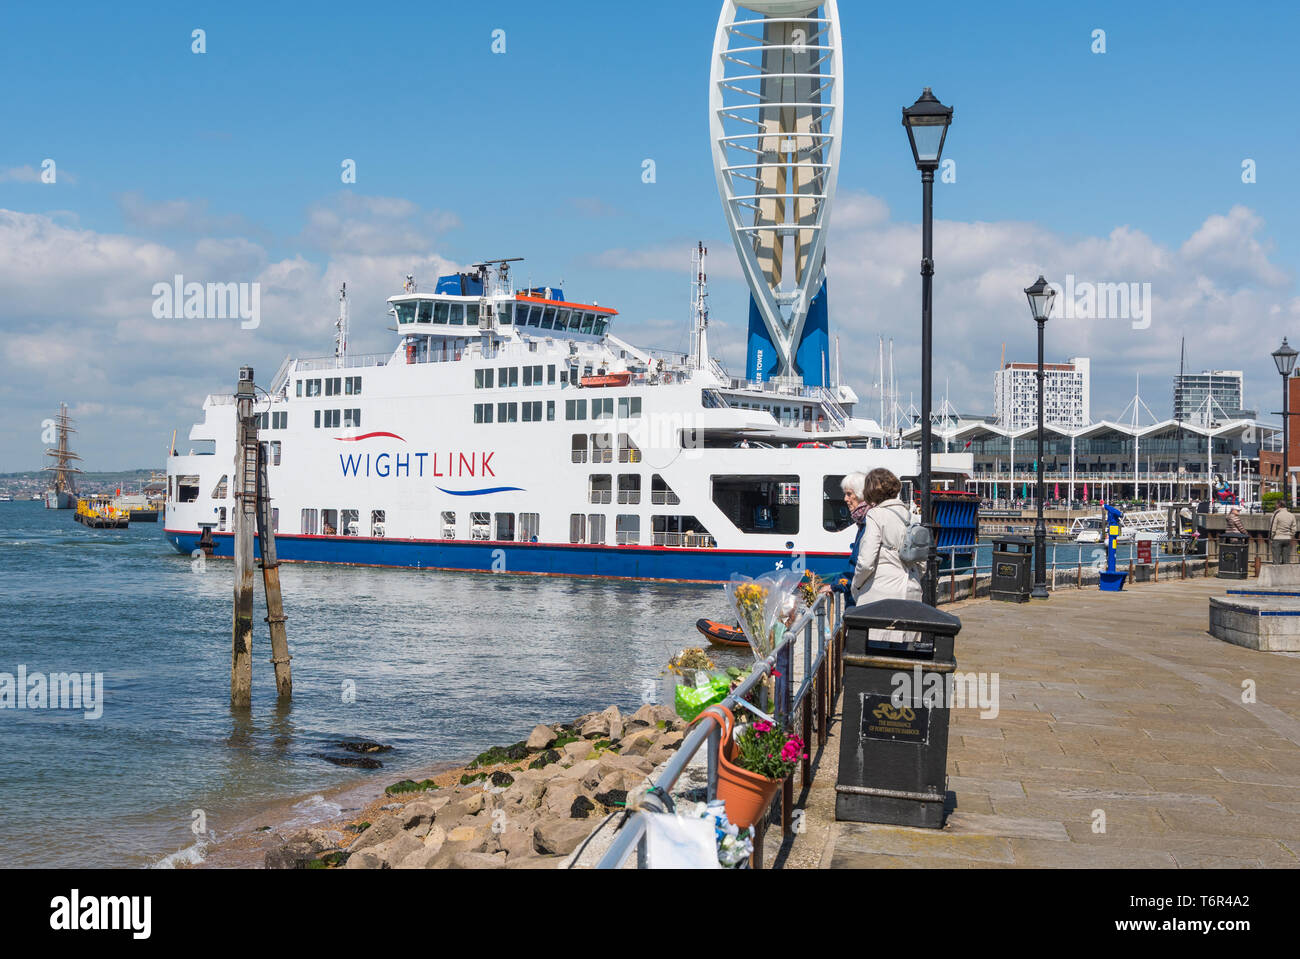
[851, 468, 922, 609]
[1269, 502, 1296, 564]
[826, 472, 869, 598]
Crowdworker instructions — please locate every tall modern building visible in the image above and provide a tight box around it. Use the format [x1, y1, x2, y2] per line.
[711, 1, 842, 387]
[994, 356, 1091, 430]
[1173, 370, 1246, 425]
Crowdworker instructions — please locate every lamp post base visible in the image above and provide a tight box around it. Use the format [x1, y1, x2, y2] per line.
[1031, 585, 1050, 600]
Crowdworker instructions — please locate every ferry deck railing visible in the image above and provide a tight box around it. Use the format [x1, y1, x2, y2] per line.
[596, 589, 846, 869]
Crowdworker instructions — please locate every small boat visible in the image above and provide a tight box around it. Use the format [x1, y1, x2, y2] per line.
[579, 371, 632, 388]
[695, 618, 749, 648]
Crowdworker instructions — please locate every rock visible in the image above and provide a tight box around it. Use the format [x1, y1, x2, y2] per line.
[526, 724, 557, 751]
[594, 789, 628, 809]
[343, 848, 384, 869]
[492, 822, 535, 861]
[529, 748, 561, 770]
[580, 705, 623, 741]
[440, 792, 488, 822]
[445, 821, 492, 852]
[394, 840, 443, 869]
[348, 816, 403, 852]
[506, 854, 563, 869]
[628, 703, 661, 726]
[452, 851, 508, 869]
[370, 832, 424, 868]
[313, 753, 383, 769]
[570, 795, 597, 819]
[336, 740, 393, 754]
[561, 739, 594, 763]
[596, 770, 649, 798]
[425, 840, 477, 869]
[265, 835, 327, 870]
[541, 782, 583, 819]
[401, 800, 438, 831]
[490, 770, 515, 788]
[619, 727, 660, 757]
[503, 775, 548, 810]
[597, 752, 652, 779]
[533, 819, 595, 857]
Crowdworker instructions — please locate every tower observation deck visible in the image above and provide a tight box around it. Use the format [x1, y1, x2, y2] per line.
[710, 1, 843, 388]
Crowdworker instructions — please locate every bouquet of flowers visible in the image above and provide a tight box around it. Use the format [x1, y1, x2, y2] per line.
[731, 719, 806, 782]
[796, 570, 825, 608]
[724, 570, 802, 662]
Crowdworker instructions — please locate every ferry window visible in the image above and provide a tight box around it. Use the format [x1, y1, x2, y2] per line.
[569, 514, 586, 544]
[556, 309, 571, 330]
[541, 307, 556, 330]
[258, 412, 269, 430]
[566, 399, 587, 421]
[579, 312, 594, 334]
[296, 380, 303, 397]
[323, 409, 341, 428]
[473, 403, 493, 424]
[519, 513, 539, 542]
[547, 401, 555, 421]
[416, 299, 432, 323]
[372, 510, 386, 537]
[618, 397, 642, 418]
[325, 377, 340, 396]
[434, 301, 449, 324]
[314, 410, 321, 428]
[218, 507, 227, 532]
[321, 509, 338, 535]
[524, 306, 540, 326]
[272, 508, 279, 533]
[307, 379, 321, 397]
[466, 303, 480, 326]
[474, 369, 492, 389]
[440, 511, 455, 539]
[211, 475, 228, 499]
[345, 377, 361, 396]
[618, 434, 641, 464]
[653, 516, 715, 548]
[616, 515, 640, 545]
[617, 474, 642, 505]
[523, 366, 535, 387]
[341, 509, 360, 536]
[271, 441, 282, 466]
[582, 366, 593, 379]
[274, 411, 288, 428]
[301, 509, 319, 535]
[589, 514, 607, 544]
[652, 474, 680, 506]
[594, 317, 609, 336]
[503, 367, 519, 388]
[571, 435, 588, 463]
[396, 302, 416, 324]
[344, 409, 361, 429]
[548, 365, 556, 384]
[499, 303, 513, 325]
[532, 364, 543, 384]
[589, 474, 612, 505]
[711, 475, 799, 535]
[448, 303, 464, 325]
[591, 433, 613, 463]
[494, 513, 516, 541]
[823, 475, 852, 532]
[497, 402, 518, 423]
[470, 512, 490, 540]
[592, 398, 614, 420]
[523, 401, 542, 422]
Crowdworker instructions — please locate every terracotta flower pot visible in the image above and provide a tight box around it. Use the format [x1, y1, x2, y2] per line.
[690, 705, 784, 830]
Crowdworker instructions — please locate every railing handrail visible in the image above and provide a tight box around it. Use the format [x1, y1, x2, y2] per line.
[596, 589, 840, 869]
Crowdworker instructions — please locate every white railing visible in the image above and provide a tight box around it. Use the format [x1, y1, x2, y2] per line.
[293, 352, 392, 373]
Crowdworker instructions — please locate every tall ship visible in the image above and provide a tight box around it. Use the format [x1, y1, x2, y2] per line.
[163, 1, 971, 582]
[43, 402, 81, 509]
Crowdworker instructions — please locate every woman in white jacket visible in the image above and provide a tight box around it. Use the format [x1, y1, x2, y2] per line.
[852, 469, 922, 616]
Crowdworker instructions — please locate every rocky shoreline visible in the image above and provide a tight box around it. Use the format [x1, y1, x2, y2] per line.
[264, 703, 685, 870]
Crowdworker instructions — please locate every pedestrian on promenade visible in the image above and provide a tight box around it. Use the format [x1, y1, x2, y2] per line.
[851, 468, 922, 609]
[1226, 506, 1247, 536]
[1269, 502, 1296, 564]
[825, 472, 870, 597]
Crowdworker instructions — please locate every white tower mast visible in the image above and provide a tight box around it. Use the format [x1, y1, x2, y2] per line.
[691, 241, 710, 370]
[334, 282, 349, 365]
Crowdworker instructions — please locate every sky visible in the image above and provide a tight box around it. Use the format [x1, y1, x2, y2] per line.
[2, 0, 1298, 469]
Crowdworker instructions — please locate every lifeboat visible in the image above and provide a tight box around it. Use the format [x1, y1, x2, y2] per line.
[579, 371, 632, 388]
[694, 618, 749, 649]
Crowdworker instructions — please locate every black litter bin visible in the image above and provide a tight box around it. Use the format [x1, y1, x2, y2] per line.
[835, 599, 961, 829]
[990, 536, 1033, 602]
[1218, 532, 1249, 580]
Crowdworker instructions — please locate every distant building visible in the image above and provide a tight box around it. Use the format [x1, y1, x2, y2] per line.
[994, 357, 1090, 430]
[1173, 370, 1246, 425]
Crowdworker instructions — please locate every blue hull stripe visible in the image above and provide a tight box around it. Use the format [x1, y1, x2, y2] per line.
[165, 528, 850, 584]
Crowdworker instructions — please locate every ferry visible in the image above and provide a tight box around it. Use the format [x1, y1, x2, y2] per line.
[164, 259, 968, 582]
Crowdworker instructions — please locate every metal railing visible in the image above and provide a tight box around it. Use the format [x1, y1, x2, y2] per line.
[596, 589, 845, 869]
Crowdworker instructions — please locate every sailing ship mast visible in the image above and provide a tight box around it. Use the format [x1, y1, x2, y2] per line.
[42, 403, 83, 508]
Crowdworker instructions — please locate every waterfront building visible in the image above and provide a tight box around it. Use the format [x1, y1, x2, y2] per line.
[993, 357, 1090, 430]
[1173, 369, 1249, 425]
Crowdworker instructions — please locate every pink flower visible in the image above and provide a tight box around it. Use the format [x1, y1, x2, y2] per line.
[753, 720, 773, 733]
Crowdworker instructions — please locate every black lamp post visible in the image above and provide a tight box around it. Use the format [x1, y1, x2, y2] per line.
[902, 87, 953, 607]
[1273, 338, 1298, 506]
[1024, 276, 1057, 599]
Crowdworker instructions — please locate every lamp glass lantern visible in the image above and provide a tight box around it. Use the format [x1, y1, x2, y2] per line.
[1273, 338, 1298, 377]
[902, 87, 953, 171]
[1024, 275, 1056, 324]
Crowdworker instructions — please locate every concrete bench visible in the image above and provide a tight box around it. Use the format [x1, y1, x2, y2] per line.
[1209, 595, 1300, 652]
[1258, 564, 1300, 588]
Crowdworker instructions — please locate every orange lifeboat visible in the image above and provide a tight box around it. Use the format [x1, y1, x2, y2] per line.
[579, 371, 632, 388]
[695, 618, 749, 649]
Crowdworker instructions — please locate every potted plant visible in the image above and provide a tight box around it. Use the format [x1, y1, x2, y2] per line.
[691, 705, 806, 830]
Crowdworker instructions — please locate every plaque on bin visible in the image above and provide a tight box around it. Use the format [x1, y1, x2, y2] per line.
[859, 694, 930, 745]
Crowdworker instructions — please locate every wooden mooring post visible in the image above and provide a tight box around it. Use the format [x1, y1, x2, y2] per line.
[231, 366, 291, 707]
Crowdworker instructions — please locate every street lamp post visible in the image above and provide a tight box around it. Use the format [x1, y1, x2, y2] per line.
[1273, 338, 1298, 507]
[1024, 276, 1057, 600]
[902, 87, 953, 607]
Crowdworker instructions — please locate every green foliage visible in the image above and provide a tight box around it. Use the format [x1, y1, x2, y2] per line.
[552, 733, 581, 749]
[1263, 491, 1284, 511]
[460, 771, 489, 785]
[385, 778, 439, 796]
[732, 722, 805, 781]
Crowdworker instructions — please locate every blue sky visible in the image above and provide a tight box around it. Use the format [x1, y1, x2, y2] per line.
[2, 0, 1298, 468]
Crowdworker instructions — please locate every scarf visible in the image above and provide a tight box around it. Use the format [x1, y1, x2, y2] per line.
[851, 502, 870, 526]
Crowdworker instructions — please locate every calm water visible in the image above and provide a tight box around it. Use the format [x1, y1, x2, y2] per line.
[0, 502, 746, 868]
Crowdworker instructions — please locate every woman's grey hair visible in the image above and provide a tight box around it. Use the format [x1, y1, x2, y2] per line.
[841, 472, 866, 499]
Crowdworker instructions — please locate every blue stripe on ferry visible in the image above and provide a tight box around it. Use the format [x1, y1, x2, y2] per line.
[435, 486, 526, 496]
[164, 528, 848, 584]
